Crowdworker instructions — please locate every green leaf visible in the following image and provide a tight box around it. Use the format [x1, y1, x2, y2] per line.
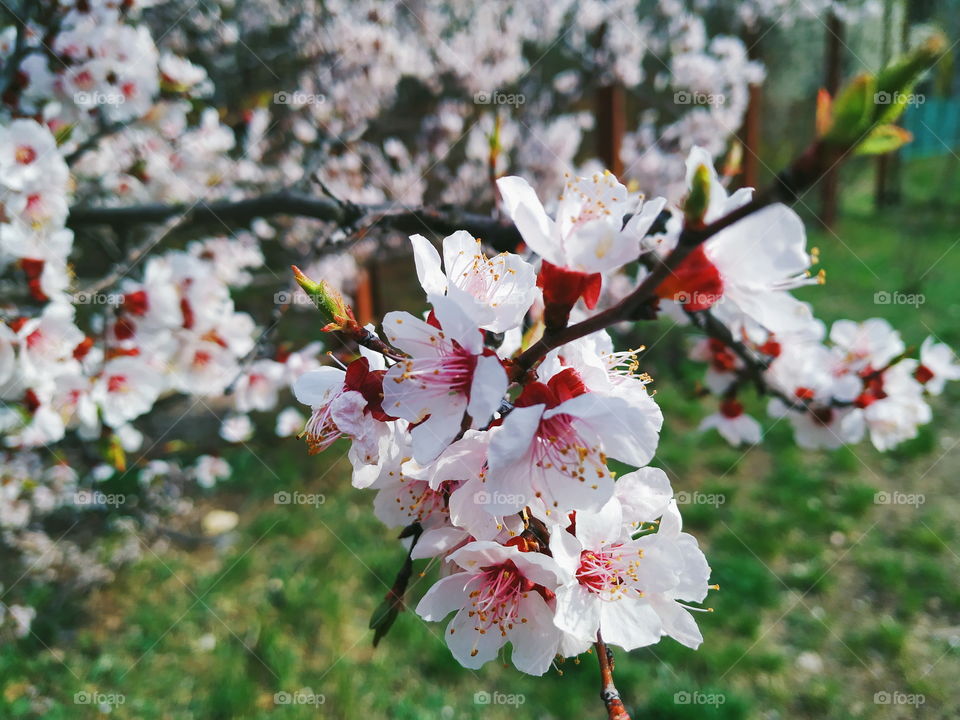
[369, 596, 401, 648]
[54, 123, 75, 146]
[873, 30, 948, 124]
[105, 433, 127, 472]
[854, 125, 913, 156]
[824, 74, 875, 145]
[815, 89, 832, 138]
[872, 88, 914, 126]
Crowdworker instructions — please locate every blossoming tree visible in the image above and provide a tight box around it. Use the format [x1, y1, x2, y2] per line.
[0, 1, 956, 716]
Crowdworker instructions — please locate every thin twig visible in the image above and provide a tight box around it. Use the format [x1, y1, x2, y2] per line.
[687, 309, 770, 394]
[595, 632, 631, 720]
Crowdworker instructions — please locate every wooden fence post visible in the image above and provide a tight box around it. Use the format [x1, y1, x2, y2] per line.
[353, 265, 376, 327]
[740, 28, 764, 189]
[820, 7, 845, 229]
[596, 84, 625, 178]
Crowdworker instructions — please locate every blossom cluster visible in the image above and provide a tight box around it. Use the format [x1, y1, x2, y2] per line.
[294, 213, 709, 672]
[293, 150, 958, 673]
[1, 238, 324, 448]
[0, 1, 318, 637]
[660, 156, 960, 452]
[696, 319, 959, 450]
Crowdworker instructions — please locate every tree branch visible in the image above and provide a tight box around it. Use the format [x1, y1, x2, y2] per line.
[67, 192, 525, 252]
[596, 632, 631, 720]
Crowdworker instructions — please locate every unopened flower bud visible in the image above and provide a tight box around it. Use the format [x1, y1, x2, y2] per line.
[683, 164, 712, 228]
[291, 265, 357, 332]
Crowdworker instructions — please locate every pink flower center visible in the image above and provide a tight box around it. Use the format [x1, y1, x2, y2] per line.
[123, 290, 149, 316]
[303, 392, 344, 454]
[708, 339, 737, 372]
[25, 193, 43, 215]
[576, 546, 640, 599]
[459, 251, 504, 298]
[466, 561, 533, 633]
[395, 340, 477, 394]
[74, 70, 94, 89]
[530, 413, 608, 513]
[720, 398, 743, 419]
[396, 479, 459, 524]
[15, 146, 36, 165]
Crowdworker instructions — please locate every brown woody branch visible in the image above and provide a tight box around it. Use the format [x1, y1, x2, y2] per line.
[67, 192, 524, 252]
[596, 632, 631, 720]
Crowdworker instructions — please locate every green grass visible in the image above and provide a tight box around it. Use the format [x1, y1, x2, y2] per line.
[3, 155, 960, 718]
